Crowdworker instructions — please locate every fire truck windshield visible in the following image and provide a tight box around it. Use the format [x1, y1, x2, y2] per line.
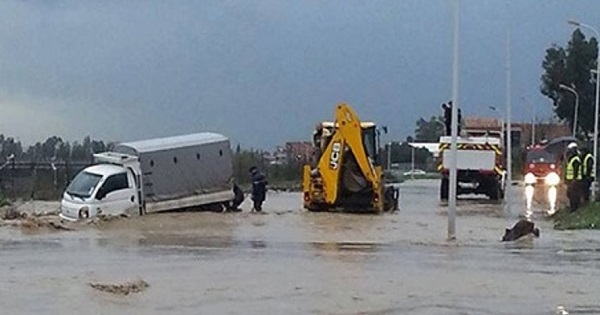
[526, 150, 556, 163]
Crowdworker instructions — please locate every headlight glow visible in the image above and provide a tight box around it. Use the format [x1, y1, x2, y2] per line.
[524, 172, 537, 185]
[78, 206, 90, 219]
[545, 172, 560, 186]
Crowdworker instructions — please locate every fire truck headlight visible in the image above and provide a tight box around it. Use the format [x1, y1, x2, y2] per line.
[524, 173, 537, 185]
[545, 172, 560, 186]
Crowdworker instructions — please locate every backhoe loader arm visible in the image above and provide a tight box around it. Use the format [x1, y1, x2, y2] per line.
[317, 103, 380, 204]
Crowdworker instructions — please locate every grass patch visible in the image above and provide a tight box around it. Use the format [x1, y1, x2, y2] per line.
[553, 203, 600, 230]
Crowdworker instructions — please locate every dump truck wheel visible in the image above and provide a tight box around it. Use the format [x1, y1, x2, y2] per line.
[440, 178, 449, 200]
[487, 178, 500, 201]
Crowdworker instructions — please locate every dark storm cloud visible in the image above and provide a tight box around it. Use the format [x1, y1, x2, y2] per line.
[0, 0, 597, 147]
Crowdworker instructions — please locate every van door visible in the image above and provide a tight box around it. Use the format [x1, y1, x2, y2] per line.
[95, 172, 137, 216]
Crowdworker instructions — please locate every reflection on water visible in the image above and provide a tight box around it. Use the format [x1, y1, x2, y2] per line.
[521, 184, 562, 218]
[503, 236, 535, 250]
[139, 234, 235, 249]
[525, 185, 534, 216]
[250, 240, 266, 249]
[557, 305, 600, 314]
[548, 186, 557, 215]
[556, 305, 569, 315]
[310, 241, 382, 253]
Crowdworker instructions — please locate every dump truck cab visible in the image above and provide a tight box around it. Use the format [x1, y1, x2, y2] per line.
[438, 129, 506, 201]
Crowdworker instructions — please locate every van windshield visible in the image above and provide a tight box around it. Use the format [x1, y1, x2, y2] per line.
[66, 171, 103, 199]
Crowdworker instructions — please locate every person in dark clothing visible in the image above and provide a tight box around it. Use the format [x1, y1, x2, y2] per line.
[581, 147, 594, 203]
[249, 166, 268, 212]
[564, 143, 583, 212]
[441, 101, 461, 136]
[442, 103, 451, 136]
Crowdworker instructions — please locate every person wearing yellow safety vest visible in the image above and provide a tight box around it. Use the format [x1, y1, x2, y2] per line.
[564, 142, 583, 212]
[581, 147, 594, 203]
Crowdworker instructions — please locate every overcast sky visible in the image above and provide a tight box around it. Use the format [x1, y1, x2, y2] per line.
[0, 0, 599, 149]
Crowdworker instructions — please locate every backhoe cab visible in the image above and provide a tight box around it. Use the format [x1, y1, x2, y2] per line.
[302, 103, 399, 213]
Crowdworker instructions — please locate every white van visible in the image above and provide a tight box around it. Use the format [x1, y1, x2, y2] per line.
[60, 132, 241, 221]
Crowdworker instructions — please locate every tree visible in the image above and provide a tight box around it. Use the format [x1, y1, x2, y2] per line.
[90, 140, 107, 154]
[0, 135, 23, 160]
[70, 141, 87, 161]
[414, 116, 445, 142]
[232, 147, 269, 184]
[381, 141, 432, 169]
[41, 136, 62, 160]
[541, 29, 598, 139]
[56, 142, 71, 161]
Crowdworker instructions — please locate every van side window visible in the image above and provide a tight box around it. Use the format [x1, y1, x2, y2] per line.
[101, 173, 129, 195]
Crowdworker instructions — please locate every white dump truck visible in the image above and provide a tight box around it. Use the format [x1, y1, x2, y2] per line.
[437, 132, 506, 200]
[60, 132, 243, 221]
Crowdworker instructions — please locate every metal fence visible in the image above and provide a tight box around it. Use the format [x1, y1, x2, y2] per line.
[0, 161, 89, 200]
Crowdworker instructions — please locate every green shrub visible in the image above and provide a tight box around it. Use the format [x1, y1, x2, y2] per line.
[553, 203, 600, 230]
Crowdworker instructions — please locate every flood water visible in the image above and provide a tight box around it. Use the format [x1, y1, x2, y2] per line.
[1, 179, 599, 314]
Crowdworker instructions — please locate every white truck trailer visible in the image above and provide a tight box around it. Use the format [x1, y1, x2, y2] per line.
[437, 133, 506, 200]
[60, 132, 242, 221]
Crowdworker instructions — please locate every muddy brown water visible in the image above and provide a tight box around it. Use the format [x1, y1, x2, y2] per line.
[0, 180, 599, 314]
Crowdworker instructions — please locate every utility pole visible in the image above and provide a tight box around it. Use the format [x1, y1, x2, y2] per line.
[387, 142, 392, 171]
[448, 0, 460, 241]
[531, 100, 535, 145]
[411, 144, 415, 180]
[505, 29, 512, 214]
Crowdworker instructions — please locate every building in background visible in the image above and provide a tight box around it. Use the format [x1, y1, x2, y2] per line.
[463, 117, 570, 149]
[265, 142, 315, 166]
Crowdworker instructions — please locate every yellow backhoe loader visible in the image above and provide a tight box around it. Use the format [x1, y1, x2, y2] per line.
[302, 103, 399, 212]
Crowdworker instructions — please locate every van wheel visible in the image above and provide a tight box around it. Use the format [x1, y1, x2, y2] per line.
[223, 201, 241, 212]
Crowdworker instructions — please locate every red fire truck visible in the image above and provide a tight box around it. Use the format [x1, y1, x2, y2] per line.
[523, 136, 576, 214]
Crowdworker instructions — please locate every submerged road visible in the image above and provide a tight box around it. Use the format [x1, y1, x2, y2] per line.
[0, 179, 599, 314]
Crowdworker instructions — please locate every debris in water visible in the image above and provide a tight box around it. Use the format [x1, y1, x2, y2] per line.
[19, 217, 73, 231]
[89, 279, 150, 295]
[502, 219, 540, 242]
[2, 207, 27, 220]
[87, 213, 130, 225]
[48, 221, 74, 231]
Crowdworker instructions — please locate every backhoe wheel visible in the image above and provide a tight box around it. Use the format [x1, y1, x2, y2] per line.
[440, 178, 449, 200]
[383, 186, 399, 211]
[307, 207, 326, 212]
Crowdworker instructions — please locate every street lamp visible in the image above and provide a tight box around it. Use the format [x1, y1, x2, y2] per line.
[520, 96, 536, 145]
[569, 19, 600, 201]
[488, 106, 505, 139]
[558, 83, 580, 137]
